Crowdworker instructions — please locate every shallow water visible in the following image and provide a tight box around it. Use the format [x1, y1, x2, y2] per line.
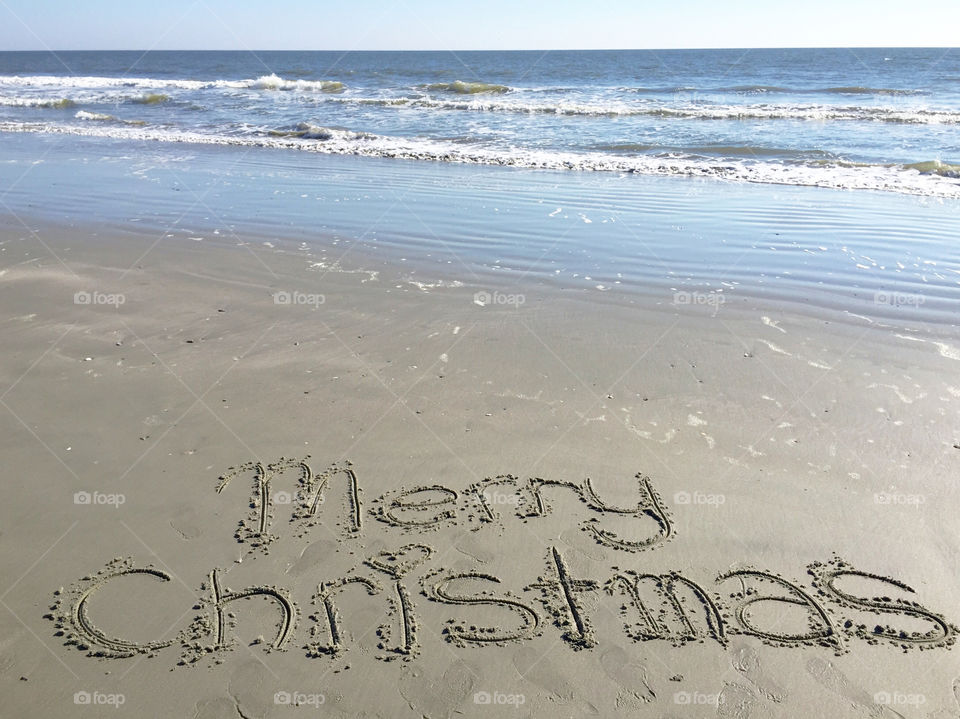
[2, 133, 958, 327]
[1, 49, 960, 196]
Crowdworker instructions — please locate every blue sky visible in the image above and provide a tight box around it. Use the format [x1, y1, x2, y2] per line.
[1, 0, 958, 51]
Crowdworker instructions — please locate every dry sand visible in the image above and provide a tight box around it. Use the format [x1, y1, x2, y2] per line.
[1, 220, 959, 717]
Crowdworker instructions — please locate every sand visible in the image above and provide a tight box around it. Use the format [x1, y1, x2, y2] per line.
[1, 219, 959, 718]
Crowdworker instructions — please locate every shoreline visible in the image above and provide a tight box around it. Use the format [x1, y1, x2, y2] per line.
[3, 135, 960, 331]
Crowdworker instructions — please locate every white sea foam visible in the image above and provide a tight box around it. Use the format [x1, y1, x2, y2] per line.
[247, 74, 344, 92]
[1, 119, 958, 198]
[335, 96, 960, 124]
[0, 74, 220, 90]
[74, 110, 115, 121]
[0, 74, 343, 92]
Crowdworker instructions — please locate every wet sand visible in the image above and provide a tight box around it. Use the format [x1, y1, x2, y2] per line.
[1, 215, 960, 718]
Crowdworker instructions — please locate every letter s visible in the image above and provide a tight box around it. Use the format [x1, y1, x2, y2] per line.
[810, 559, 957, 647]
[426, 571, 540, 646]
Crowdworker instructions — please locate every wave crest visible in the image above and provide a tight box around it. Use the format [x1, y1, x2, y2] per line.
[331, 96, 960, 124]
[249, 74, 344, 92]
[906, 160, 960, 178]
[132, 93, 170, 105]
[74, 110, 145, 126]
[425, 81, 510, 94]
[0, 96, 75, 108]
[268, 122, 374, 141]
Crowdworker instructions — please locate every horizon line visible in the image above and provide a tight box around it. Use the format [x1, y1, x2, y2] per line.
[2, 45, 957, 53]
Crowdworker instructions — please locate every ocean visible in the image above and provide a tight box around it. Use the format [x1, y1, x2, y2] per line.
[1, 48, 959, 196]
[1, 49, 959, 327]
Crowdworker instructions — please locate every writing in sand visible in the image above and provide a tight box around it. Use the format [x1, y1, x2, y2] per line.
[47, 457, 957, 666]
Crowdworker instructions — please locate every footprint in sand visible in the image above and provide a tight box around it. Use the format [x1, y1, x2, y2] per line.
[453, 534, 497, 564]
[222, 659, 274, 718]
[192, 698, 239, 719]
[806, 657, 905, 718]
[731, 643, 785, 703]
[600, 644, 656, 709]
[397, 660, 477, 718]
[559, 527, 607, 561]
[512, 645, 599, 714]
[718, 682, 761, 719]
[169, 503, 204, 541]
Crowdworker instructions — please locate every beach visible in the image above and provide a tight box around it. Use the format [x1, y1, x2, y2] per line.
[2, 142, 960, 716]
[1, 47, 960, 717]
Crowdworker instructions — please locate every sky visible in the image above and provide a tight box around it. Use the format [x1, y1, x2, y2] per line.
[1, 0, 958, 51]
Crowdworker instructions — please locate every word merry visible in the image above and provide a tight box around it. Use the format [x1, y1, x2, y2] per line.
[214, 458, 673, 555]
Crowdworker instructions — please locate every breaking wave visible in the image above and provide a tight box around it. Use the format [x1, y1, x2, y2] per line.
[331, 96, 960, 124]
[0, 74, 345, 92]
[424, 81, 511, 94]
[2, 119, 957, 198]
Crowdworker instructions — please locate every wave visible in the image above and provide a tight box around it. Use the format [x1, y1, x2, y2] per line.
[0, 91, 189, 107]
[74, 111, 145, 126]
[625, 84, 928, 96]
[721, 85, 927, 96]
[268, 122, 374, 140]
[424, 81, 510, 94]
[905, 160, 960, 178]
[639, 105, 959, 124]
[331, 96, 960, 124]
[0, 96, 75, 108]
[0, 74, 217, 90]
[0, 75, 929, 106]
[817, 86, 926, 96]
[132, 93, 170, 104]
[0, 74, 345, 92]
[248, 74, 344, 92]
[593, 143, 838, 160]
[2, 119, 957, 198]
[74, 110, 114, 121]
